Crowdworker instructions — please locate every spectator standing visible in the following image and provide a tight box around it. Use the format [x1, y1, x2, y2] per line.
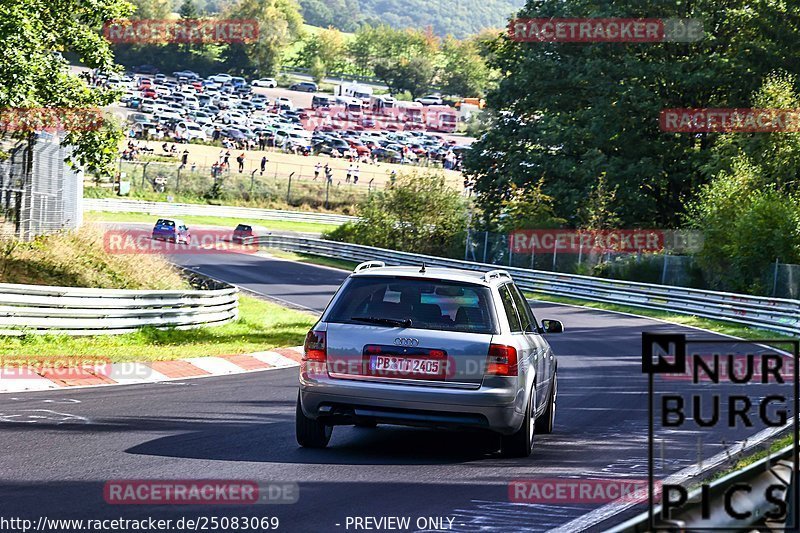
[179, 149, 189, 169]
[353, 165, 360, 185]
[237, 153, 245, 173]
[314, 162, 321, 180]
[260, 156, 268, 175]
[346, 164, 353, 183]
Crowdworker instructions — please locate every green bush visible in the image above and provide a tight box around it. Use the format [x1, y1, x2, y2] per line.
[324, 172, 468, 257]
[686, 159, 800, 294]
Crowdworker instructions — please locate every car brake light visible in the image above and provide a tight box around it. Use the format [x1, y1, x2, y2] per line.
[303, 330, 327, 361]
[486, 344, 518, 376]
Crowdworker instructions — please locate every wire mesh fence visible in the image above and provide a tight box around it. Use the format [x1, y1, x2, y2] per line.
[464, 230, 705, 288]
[110, 159, 386, 210]
[0, 133, 82, 240]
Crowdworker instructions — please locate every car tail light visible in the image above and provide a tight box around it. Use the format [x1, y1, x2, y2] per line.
[485, 344, 518, 376]
[301, 330, 327, 379]
[303, 330, 326, 361]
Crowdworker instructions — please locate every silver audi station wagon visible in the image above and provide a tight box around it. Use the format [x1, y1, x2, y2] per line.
[296, 261, 562, 457]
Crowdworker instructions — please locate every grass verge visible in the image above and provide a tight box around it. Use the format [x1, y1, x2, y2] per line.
[85, 210, 341, 235]
[0, 225, 186, 289]
[265, 249, 358, 271]
[0, 294, 316, 363]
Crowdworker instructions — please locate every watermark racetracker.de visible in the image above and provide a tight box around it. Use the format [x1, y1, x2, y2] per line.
[103, 229, 260, 255]
[661, 108, 800, 132]
[103, 19, 259, 44]
[508, 18, 704, 43]
[103, 480, 298, 505]
[0, 107, 104, 132]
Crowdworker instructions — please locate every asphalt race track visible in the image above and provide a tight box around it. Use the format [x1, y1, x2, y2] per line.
[0, 249, 791, 532]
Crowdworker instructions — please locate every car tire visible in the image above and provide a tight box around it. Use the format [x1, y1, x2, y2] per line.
[296, 391, 332, 448]
[534, 373, 556, 435]
[500, 390, 534, 458]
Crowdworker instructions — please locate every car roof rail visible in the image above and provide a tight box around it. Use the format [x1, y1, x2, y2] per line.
[354, 261, 386, 273]
[484, 269, 511, 282]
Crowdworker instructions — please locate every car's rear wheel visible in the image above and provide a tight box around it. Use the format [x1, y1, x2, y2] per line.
[535, 373, 557, 435]
[501, 390, 534, 458]
[296, 391, 332, 448]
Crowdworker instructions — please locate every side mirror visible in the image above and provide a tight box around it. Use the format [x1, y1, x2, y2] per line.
[541, 319, 564, 334]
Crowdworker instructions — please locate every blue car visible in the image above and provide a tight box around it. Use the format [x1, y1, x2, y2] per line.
[152, 218, 191, 244]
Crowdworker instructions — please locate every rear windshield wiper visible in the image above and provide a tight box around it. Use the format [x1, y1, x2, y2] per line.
[350, 316, 412, 328]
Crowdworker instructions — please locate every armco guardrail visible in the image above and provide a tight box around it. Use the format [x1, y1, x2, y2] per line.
[84, 199, 357, 226]
[607, 445, 794, 532]
[0, 282, 239, 336]
[257, 235, 800, 336]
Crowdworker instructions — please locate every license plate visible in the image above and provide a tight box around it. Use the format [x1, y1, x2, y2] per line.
[370, 356, 441, 377]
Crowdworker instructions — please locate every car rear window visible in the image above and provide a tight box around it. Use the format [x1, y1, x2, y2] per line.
[325, 276, 497, 334]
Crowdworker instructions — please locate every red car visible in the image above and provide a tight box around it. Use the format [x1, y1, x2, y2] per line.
[347, 141, 370, 156]
[141, 88, 157, 99]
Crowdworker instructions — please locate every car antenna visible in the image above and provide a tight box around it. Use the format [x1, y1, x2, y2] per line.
[419, 262, 426, 274]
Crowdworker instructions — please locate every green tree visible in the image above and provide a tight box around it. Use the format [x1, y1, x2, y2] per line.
[224, 0, 303, 76]
[580, 173, 621, 230]
[179, 0, 198, 18]
[439, 37, 489, 98]
[296, 27, 348, 74]
[128, 0, 172, 19]
[686, 158, 800, 294]
[496, 180, 565, 232]
[686, 72, 800, 294]
[701, 71, 800, 195]
[465, 0, 800, 228]
[348, 24, 382, 76]
[309, 55, 327, 84]
[374, 56, 435, 100]
[0, 0, 132, 177]
[325, 172, 468, 256]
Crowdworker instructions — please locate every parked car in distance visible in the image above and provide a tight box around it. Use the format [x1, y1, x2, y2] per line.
[134, 64, 159, 75]
[151, 219, 191, 244]
[415, 94, 443, 106]
[312, 95, 335, 109]
[296, 264, 561, 457]
[290, 81, 318, 93]
[252, 78, 277, 88]
[371, 147, 402, 163]
[172, 70, 199, 81]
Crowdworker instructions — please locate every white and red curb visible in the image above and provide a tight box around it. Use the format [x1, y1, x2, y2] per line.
[0, 347, 303, 394]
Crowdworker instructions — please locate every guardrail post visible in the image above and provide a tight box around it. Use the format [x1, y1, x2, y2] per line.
[287, 172, 294, 204]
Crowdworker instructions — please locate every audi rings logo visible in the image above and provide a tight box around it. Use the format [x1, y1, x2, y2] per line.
[394, 337, 419, 347]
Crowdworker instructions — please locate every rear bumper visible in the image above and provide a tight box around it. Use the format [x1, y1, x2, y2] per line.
[299, 375, 525, 435]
